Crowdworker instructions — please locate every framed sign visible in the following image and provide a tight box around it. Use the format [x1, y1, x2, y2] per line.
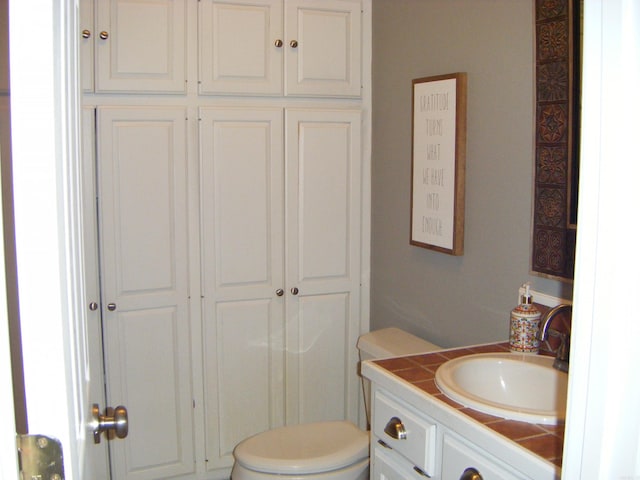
[410, 72, 467, 255]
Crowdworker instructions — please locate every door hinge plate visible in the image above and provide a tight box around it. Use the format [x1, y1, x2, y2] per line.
[17, 434, 65, 480]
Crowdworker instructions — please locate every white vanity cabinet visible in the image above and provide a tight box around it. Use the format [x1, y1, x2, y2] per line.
[365, 361, 560, 480]
[198, 0, 362, 96]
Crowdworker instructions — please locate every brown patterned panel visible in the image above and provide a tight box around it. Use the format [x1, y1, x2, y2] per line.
[532, 0, 577, 279]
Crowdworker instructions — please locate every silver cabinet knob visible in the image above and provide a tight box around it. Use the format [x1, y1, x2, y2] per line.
[274, 39, 283, 48]
[107, 303, 116, 311]
[99, 31, 109, 40]
[460, 467, 483, 480]
[92, 403, 128, 444]
[89, 302, 99, 311]
[289, 39, 298, 48]
[290, 287, 299, 295]
[82, 29, 91, 39]
[276, 288, 284, 297]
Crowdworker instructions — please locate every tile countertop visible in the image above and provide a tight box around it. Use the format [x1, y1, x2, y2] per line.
[367, 342, 563, 475]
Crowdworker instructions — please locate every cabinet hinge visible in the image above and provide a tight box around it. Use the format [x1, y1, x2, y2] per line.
[17, 434, 65, 480]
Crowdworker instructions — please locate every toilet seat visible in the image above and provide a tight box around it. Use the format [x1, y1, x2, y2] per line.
[233, 421, 369, 475]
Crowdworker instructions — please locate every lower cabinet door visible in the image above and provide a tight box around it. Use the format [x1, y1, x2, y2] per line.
[441, 433, 531, 480]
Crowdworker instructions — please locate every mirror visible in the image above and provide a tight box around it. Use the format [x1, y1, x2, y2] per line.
[532, 0, 582, 280]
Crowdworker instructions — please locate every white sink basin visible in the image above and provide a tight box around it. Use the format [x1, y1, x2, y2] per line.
[435, 352, 568, 425]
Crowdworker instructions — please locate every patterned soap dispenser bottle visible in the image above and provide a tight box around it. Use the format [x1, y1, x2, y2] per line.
[509, 283, 542, 353]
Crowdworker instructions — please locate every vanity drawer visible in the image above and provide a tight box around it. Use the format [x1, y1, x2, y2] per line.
[373, 390, 437, 476]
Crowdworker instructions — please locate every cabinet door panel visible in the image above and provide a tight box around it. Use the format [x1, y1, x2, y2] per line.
[285, 109, 362, 425]
[80, 0, 94, 92]
[97, 107, 194, 480]
[200, 107, 285, 473]
[95, 0, 187, 92]
[199, 0, 283, 95]
[285, 0, 362, 97]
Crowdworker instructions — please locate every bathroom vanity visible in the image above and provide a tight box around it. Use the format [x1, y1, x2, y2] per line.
[362, 343, 562, 480]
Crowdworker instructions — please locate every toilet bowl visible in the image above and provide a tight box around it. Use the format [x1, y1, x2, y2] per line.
[231, 328, 440, 480]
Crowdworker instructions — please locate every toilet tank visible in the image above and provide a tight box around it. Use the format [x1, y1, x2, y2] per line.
[356, 328, 441, 429]
[357, 327, 441, 361]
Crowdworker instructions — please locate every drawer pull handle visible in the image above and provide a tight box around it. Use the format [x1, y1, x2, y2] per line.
[384, 416, 407, 440]
[377, 439, 392, 449]
[413, 466, 431, 478]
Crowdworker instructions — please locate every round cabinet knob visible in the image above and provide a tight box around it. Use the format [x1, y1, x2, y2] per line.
[274, 39, 283, 48]
[459, 467, 483, 480]
[89, 302, 99, 311]
[290, 287, 299, 295]
[107, 303, 117, 311]
[276, 289, 284, 297]
[82, 29, 91, 39]
[289, 39, 298, 48]
[99, 31, 109, 40]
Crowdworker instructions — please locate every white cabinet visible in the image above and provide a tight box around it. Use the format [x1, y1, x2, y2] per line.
[199, 106, 363, 471]
[95, 107, 195, 479]
[80, 1, 370, 477]
[370, 384, 535, 480]
[198, 0, 362, 97]
[81, 0, 188, 93]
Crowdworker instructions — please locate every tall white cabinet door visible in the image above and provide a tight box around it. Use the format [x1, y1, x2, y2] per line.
[200, 107, 285, 473]
[285, 0, 362, 97]
[97, 107, 195, 480]
[199, 0, 283, 95]
[95, 0, 187, 93]
[285, 109, 362, 425]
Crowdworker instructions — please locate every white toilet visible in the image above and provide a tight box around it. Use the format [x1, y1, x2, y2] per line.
[231, 327, 441, 480]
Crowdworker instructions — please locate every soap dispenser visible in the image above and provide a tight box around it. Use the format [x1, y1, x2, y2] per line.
[509, 283, 542, 353]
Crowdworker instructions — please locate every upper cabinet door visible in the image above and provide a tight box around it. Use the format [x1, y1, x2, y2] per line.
[199, 0, 361, 97]
[199, 0, 284, 95]
[285, 0, 361, 97]
[95, 0, 187, 93]
[79, 0, 94, 92]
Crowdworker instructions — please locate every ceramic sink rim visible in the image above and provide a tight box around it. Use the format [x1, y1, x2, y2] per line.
[434, 352, 568, 425]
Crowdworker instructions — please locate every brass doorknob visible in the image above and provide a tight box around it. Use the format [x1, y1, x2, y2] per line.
[99, 31, 109, 40]
[274, 39, 283, 48]
[82, 29, 91, 39]
[289, 39, 298, 48]
[92, 404, 128, 444]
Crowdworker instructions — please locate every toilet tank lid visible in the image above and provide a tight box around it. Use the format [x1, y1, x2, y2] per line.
[357, 327, 440, 359]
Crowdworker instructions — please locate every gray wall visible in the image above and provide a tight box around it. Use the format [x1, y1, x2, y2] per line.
[371, 0, 572, 347]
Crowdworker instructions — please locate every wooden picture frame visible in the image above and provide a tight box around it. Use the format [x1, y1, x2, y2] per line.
[410, 72, 467, 255]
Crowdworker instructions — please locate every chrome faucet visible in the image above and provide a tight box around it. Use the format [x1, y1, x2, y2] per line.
[538, 304, 572, 373]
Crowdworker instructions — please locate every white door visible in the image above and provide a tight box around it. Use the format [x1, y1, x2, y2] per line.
[94, 0, 187, 93]
[199, 106, 285, 474]
[285, 109, 362, 424]
[81, 108, 112, 479]
[199, 0, 283, 95]
[284, 0, 362, 97]
[96, 106, 195, 479]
